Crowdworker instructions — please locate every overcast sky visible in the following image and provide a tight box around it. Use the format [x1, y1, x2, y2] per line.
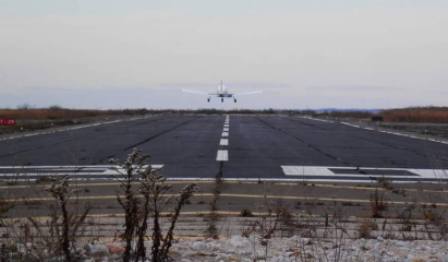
[0, 0, 447, 109]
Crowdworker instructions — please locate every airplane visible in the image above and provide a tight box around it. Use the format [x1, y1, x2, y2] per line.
[182, 81, 262, 103]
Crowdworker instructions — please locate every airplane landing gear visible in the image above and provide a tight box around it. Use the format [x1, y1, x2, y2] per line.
[234, 98, 237, 103]
[221, 98, 224, 103]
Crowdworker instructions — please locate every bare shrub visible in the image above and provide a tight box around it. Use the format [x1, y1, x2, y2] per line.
[370, 188, 387, 218]
[242, 206, 286, 261]
[206, 162, 224, 239]
[114, 149, 196, 262]
[420, 203, 447, 240]
[0, 193, 13, 261]
[23, 177, 91, 261]
[290, 219, 349, 262]
[0, 193, 12, 225]
[115, 150, 143, 262]
[397, 203, 417, 233]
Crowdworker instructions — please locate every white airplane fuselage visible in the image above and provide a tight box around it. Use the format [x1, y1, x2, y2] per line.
[182, 80, 260, 103]
[208, 81, 237, 103]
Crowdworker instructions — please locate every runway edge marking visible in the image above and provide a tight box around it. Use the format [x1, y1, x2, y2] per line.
[300, 115, 448, 145]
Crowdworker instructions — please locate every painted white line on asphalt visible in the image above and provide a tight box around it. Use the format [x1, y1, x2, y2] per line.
[219, 138, 229, 146]
[0, 165, 164, 178]
[216, 150, 228, 162]
[215, 115, 230, 162]
[0, 165, 164, 170]
[340, 121, 448, 145]
[163, 177, 447, 184]
[300, 116, 334, 124]
[281, 165, 448, 181]
[301, 116, 448, 145]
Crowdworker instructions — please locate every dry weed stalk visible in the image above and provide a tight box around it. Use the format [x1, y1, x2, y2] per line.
[206, 162, 224, 239]
[114, 149, 196, 262]
[25, 177, 90, 261]
[370, 187, 387, 218]
[420, 203, 447, 240]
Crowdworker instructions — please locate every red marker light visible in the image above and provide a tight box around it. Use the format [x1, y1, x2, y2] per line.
[0, 119, 16, 126]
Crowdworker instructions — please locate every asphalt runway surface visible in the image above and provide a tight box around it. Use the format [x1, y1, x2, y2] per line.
[1, 114, 448, 182]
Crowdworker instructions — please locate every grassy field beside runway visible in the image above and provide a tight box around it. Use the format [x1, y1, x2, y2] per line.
[0, 107, 152, 135]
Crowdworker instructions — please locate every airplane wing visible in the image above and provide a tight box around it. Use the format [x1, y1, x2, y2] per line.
[235, 90, 263, 96]
[182, 89, 209, 96]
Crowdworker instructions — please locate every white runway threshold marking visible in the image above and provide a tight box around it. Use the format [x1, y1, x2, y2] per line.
[223, 127, 229, 132]
[281, 165, 448, 183]
[220, 138, 229, 146]
[222, 131, 229, 137]
[0, 165, 164, 181]
[216, 150, 228, 162]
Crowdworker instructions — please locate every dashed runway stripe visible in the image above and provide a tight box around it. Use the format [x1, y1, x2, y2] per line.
[216, 115, 230, 162]
[219, 138, 229, 146]
[216, 150, 229, 162]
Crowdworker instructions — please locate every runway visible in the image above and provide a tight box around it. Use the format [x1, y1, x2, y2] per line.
[1, 114, 448, 183]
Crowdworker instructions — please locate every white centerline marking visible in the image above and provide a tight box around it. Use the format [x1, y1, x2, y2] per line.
[216, 150, 229, 162]
[216, 115, 230, 162]
[219, 138, 229, 146]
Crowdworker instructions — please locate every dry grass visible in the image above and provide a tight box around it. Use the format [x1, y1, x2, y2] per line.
[382, 107, 448, 123]
[296, 107, 448, 124]
[0, 108, 149, 120]
[0, 107, 152, 135]
[315, 110, 374, 119]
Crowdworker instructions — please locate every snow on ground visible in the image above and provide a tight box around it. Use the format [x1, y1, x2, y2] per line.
[80, 236, 448, 261]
